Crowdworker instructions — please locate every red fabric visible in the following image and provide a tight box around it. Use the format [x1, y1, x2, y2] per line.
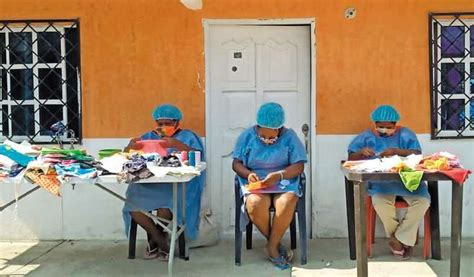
[438, 168, 471, 184]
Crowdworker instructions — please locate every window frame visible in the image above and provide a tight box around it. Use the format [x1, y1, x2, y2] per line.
[0, 19, 81, 144]
[429, 12, 474, 139]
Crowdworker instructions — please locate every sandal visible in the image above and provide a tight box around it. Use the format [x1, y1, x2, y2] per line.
[268, 255, 290, 270]
[143, 244, 159, 260]
[402, 246, 413, 260]
[157, 249, 170, 262]
[389, 245, 405, 256]
[278, 245, 294, 262]
[388, 237, 405, 257]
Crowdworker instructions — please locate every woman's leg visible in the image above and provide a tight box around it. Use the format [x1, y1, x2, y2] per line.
[246, 193, 272, 239]
[396, 196, 430, 247]
[130, 211, 168, 251]
[372, 194, 404, 252]
[268, 192, 298, 259]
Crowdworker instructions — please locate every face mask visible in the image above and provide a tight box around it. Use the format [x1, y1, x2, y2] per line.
[376, 127, 396, 137]
[259, 136, 278, 145]
[159, 125, 179, 137]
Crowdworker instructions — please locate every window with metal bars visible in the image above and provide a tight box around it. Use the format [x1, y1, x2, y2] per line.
[429, 13, 474, 139]
[0, 19, 81, 143]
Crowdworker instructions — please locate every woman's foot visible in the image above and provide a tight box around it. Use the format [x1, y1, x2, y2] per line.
[143, 242, 159, 259]
[388, 236, 404, 256]
[266, 244, 280, 260]
[402, 246, 413, 260]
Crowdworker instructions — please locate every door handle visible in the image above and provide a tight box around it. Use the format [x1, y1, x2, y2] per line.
[302, 123, 309, 153]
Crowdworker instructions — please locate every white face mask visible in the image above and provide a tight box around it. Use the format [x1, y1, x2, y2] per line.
[376, 127, 396, 137]
[259, 135, 278, 145]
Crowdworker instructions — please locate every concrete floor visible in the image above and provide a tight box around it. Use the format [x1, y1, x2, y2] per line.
[1, 238, 473, 276]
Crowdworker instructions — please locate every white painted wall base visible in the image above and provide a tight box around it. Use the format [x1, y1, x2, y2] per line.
[0, 135, 473, 240]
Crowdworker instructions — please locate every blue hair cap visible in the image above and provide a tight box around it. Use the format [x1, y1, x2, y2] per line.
[371, 105, 400, 122]
[256, 102, 285, 129]
[152, 104, 183, 120]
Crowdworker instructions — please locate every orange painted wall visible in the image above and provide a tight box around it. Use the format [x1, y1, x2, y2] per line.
[1, 0, 473, 137]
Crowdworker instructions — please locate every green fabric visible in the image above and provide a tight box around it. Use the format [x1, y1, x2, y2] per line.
[41, 147, 86, 156]
[399, 168, 424, 192]
[98, 149, 122, 159]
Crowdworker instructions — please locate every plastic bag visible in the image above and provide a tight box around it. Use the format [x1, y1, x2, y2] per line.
[188, 209, 219, 248]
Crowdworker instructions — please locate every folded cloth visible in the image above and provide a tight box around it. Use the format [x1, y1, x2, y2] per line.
[4, 139, 40, 155]
[41, 147, 86, 156]
[439, 168, 471, 184]
[0, 145, 35, 167]
[0, 154, 16, 168]
[399, 169, 424, 192]
[54, 163, 98, 179]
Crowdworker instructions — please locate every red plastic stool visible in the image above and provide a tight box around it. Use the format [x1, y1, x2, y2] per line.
[366, 196, 431, 259]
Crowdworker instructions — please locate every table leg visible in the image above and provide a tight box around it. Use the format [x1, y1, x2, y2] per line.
[168, 182, 178, 277]
[450, 182, 463, 277]
[428, 181, 441, 260]
[181, 183, 189, 260]
[354, 181, 368, 277]
[345, 177, 356, 260]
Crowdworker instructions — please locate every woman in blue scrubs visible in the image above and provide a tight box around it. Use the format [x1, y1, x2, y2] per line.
[347, 105, 430, 259]
[123, 104, 205, 260]
[232, 102, 307, 269]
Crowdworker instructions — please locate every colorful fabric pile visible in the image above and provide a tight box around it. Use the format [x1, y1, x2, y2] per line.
[343, 152, 471, 187]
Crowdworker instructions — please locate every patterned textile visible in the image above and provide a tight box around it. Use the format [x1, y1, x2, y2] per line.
[24, 169, 61, 196]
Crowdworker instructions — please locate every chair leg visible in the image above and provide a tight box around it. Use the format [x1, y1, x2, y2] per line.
[423, 208, 431, 259]
[290, 215, 297, 250]
[235, 223, 243, 266]
[297, 199, 307, 265]
[366, 198, 374, 257]
[128, 218, 137, 259]
[246, 223, 253, 249]
[178, 227, 188, 261]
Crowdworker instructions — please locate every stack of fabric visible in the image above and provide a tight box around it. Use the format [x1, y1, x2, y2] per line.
[24, 147, 98, 196]
[0, 140, 38, 178]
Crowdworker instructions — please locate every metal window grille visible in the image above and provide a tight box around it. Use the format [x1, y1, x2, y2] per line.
[429, 13, 474, 139]
[0, 19, 81, 143]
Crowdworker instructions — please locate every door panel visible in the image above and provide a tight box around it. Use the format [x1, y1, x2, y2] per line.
[207, 25, 311, 233]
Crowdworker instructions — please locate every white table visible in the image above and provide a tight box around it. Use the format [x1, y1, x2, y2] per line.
[0, 163, 206, 277]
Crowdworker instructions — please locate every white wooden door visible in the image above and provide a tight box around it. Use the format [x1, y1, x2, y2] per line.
[206, 25, 311, 234]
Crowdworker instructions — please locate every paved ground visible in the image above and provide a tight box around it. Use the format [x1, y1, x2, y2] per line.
[1, 238, 473, 276]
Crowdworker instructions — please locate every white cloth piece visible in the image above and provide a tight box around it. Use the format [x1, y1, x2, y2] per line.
[100, 154, 129, 174]
[0, 154, 16, 169]
[347, 155, 423, 172]
[146, 163, 201, 178]
[3, 139, 40, 155]
[25, 160, 51, 174]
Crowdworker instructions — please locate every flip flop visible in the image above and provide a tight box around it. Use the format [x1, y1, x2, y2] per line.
[278, 245, 294, 262]
[156, 249, 170, 262]
[268, 256, 290, 270]
[143, 244, 159, 260]
[389, 245, 405, 256]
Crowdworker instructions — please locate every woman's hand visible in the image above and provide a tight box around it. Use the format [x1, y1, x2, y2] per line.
[379, 148, 399, 157]
[247, 172, 260, 183]
[160, 137, 187, 150]
[124, 137, 140, 152]
[261, 171, 281, 188]
[360, 147, 375, 157]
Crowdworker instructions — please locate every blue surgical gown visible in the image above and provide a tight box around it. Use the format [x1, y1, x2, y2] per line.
[347, 127, 430, 200]
[233, 126, 307, 230]
[122, 129, 205, 240]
